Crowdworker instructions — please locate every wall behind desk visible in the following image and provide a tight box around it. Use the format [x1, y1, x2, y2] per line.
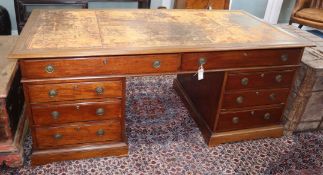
[0, 0, 297, 35]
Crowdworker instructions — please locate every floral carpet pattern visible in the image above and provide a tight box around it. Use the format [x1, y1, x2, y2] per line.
[1, 75, 323, 174]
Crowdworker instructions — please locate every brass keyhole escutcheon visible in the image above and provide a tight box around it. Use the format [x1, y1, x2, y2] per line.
[275, 74, 283, 83]
[95, 87, 104, 95]
[45, 65, 54, 73]
[48, 89, 57, 97]
[96, 129, 105, 136]
[198, 57, 206, 66]
[236, 96, 244, 104]
[96, 108, 105, 116]
[51, 111, 60, 120]
[152, 60, 161, 69]
[241, 77, 249, 86]
[281, 54, 288, 62]
[264, 113, 271, 120]
[53, 133, 63, 140]
[232, 117, 239, 124]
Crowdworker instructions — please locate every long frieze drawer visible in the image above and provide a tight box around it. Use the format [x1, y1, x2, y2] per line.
[221, 88, 290, 109]
[181, 48, 303, 71]
[20, 54, 181, 79]
[225, 69, 296, 91]
[27, 80, 123, 103]
[31, 99, 122, 125]
[34, 119, 122, 149]
[216, 106, 283, 132]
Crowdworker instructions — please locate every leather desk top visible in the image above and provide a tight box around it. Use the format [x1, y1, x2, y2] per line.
[10, 9, 312, 59]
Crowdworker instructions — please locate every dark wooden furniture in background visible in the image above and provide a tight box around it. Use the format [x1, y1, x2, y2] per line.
[9, 9, 310, 165]
[289, 0, 323, 29]
[0, 36, 26, 167]
[175, 0, 230, 9]
[14, 0, 151, 33]
[0, 6, 12, 35]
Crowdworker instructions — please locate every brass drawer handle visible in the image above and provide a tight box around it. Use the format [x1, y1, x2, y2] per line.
[96, 129, 105, 136]
[95, 87, 104, 95]
[45, 64, 54, 73]
[232, 117, 239, 124]
[269, 93, 276, 101]
[96, 108, 105, 116]
[51, 111, 60, 120]
[199, 57, 206, 65]
[275, 74, 283, 83]
[241, 77, 249, 86]
[236, 96, 244, 104]
[152, 60, 161, 69]
[48, 89, 57, 97]
[281, 54, 288, 62]
[53, 133, 63, 140]
[264, 113, 271, 120]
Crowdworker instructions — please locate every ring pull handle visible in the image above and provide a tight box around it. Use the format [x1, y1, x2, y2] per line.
[51, 111, 60, 120]
[198, 57, 206, 66]
[96, 108, 105, 116]
[269, 93, 276, 101]
[281, 54, 288, 62]
[53, 133, 63, 140]
[241, 77, 249, 86]
[45, 64, 55, 73]
[236, 96, 244, 104]
[232, 117, 239, 124]
[264, 113, 271, 120]
[152, 60, 161, 69]
[275, 74, 283, 83]
[95, 87, 104, 95]
[48, 89, 57, 97]
[96, 129, 105, 136]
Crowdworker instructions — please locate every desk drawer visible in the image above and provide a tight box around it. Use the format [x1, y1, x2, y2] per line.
[216, 107, 283, 132]
[181, 48, 302, 71]
[226, 69, 296, 91]
[222, 88, 290, 109]
[31, 99, 122, 125]
[35, 119, 122, 149]
[20, 54, 181, 79]
[27, 80, 123, 103]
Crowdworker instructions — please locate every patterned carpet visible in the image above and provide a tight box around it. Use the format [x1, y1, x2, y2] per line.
[1, 75, 323, 174]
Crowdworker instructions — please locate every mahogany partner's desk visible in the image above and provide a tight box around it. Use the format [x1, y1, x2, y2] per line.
[9, 9, 311, 165]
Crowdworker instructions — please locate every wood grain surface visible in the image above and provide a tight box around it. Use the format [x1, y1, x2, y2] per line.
[216, 106, 283, 132]
[0, 36, 18, 98]
[34, 119, 122, 149]
[10, 9, 311, 59]
[26, 80, 123, 103]
[31, 99, 122, 125]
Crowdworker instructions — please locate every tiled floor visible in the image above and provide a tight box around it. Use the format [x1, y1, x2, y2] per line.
[1, 75, 323, 174]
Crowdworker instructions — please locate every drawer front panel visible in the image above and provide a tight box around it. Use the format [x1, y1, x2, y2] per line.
[181, 48, 302, 71]
[32, 100, 122, 125]
[27, 80, 123, 103]
[222, 88, 290, 109]
[226, 69, 296, 91]
[216, 107, 283, 132]
[35, 120, 122, 149]
[20, 54, 181, 79]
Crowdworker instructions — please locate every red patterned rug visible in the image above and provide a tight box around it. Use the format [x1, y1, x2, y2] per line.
[1, 75, 323, 174]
